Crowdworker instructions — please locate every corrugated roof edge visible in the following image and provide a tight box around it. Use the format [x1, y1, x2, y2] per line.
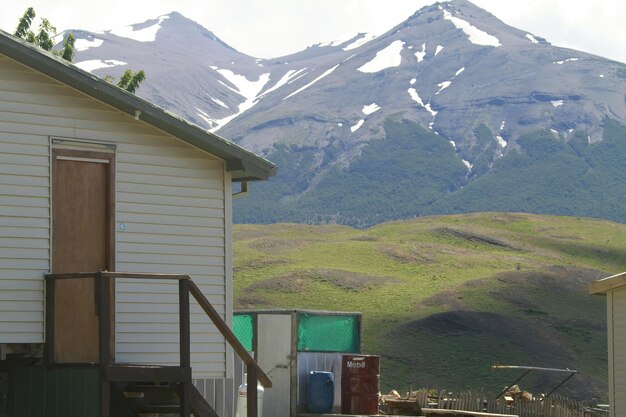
[0, 29, 276, 181]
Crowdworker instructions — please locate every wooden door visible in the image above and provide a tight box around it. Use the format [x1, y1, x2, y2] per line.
[51, 148, 115, 363]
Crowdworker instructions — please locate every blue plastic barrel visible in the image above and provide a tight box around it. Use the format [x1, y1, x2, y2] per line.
[308, 371, 334, 414]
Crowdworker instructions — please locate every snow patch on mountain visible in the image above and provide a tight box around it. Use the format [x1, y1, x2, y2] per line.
[110, 15, 169, 42]
[343, 33, 377, 51]
[449, 140, 457, 150]
[287, 68, 311, 85]
[435, 67, 464, 95]
[408, 88, 425, 107]
[436, 81, 452, 94]
[462, 159, 473, 170]
[500, 120, 506, 131]
[496, 135, 507, 147]
[424, 103, 438, 118]
[75, 37, 104, 51]
[435, 45, 444, 56]
[212, 67, 270, 101]
[358, 40, 405, 73]
[362, 103, 381, 115]
[259, 69, 306, 98]
[525, 34, 539, 44]
[408, 87, 438, 118]
[551, 100, 564, 107]
[442, 9, 500, 47]
[351, 119, 365, 133]
[284, 65, 340, 100]
[74, 59, 126, 72]
[554, 58, 579, 65]
[410, 78, 417, 85]
[415, 43, 427, 62]
[207, 69, 270, 131]
[196, 107, 214, 126]
[210, 96, 229, 109]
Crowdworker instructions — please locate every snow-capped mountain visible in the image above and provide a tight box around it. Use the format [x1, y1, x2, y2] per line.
[69, 0, 626, 227]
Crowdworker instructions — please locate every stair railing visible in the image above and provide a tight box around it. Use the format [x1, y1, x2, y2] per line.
[45, 271, 272, 417]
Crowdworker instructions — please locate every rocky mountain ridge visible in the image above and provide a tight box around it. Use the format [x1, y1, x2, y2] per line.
[69, 0, 626, 226]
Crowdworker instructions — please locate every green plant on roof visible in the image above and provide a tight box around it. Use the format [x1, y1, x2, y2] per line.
[14, 7, 146, 93]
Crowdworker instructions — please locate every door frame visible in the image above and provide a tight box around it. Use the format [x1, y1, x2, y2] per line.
[47, 147, 116, 364]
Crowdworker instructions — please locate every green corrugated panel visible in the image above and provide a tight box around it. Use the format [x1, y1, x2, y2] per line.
[298, 313, 360, 353]
[233, 314, 254, 351]
[11, 364, 99, 417]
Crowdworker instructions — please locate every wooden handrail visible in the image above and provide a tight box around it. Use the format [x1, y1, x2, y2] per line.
[44, 270, 273, 390]
[188, 281, 272, 388]
[45, 271, 189, 280]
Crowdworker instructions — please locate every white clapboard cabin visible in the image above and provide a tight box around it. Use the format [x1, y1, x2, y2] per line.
[589, 272, 626, 417]
[0, 29, 274, 417]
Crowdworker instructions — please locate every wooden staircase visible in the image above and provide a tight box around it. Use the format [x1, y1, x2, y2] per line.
[43, 272, 272, 417]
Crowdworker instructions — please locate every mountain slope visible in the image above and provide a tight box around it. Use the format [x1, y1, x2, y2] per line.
[233, 213, 626, 400]
[69, 0, 626, 227]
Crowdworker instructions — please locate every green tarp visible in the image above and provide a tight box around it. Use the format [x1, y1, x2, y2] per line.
[233, 314, 254, 351]
[233, 312, 360, 353]
[297, 313, 360, 353]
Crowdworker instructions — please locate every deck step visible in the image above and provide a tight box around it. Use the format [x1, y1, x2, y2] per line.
[110, 376, 219, 417]
[107, 364, 191, 383]
[125, 383, 180, 402]
[138, 404, 182, 413]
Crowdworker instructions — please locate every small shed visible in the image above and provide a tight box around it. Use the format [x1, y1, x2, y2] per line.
[589, 271, 626, 417]
[232, 309, 363, 417]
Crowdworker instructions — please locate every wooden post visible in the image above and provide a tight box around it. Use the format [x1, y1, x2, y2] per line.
[247, 367, 258, 417]
[180, 382, 191, 417]
[179, 279, 191, 368]
[179, 279, 191, 417]
[44, 277, 55, 364]
[98, 273, 111, 417]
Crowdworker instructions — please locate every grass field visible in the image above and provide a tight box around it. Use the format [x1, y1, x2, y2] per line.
[233, 213, 626, 401]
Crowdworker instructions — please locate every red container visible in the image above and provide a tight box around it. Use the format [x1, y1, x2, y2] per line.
[341, 355, 380, 415]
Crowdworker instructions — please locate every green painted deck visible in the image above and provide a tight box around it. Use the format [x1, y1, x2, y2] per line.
[7, 363, 99, 417]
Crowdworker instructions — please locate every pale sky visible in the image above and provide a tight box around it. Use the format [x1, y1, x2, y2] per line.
[1, 0, 625, 63]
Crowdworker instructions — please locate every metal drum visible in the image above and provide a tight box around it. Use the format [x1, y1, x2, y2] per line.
[341, 355, 380, 415]
[308, 371, 334, 413]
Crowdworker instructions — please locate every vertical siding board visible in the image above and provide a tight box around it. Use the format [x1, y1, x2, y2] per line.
[1, 55, 229, 378]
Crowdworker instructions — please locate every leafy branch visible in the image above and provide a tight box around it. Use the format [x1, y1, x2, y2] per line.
[14, 7, 145, 93]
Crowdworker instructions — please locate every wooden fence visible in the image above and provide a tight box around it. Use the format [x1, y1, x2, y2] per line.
[401, 389, 607, 417]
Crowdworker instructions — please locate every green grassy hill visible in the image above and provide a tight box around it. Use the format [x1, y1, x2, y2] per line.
[233, 213, 626, 401]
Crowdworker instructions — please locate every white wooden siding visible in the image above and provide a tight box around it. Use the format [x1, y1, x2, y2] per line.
[0, 54, 232, 379]
[0, 114, 49, 343]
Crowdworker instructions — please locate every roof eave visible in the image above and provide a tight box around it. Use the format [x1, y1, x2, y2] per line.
[0, 29, 276, 181]
[589, 272, 626, 295]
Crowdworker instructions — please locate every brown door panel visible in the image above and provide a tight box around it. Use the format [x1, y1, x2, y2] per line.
[51, 149, 115, 364]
